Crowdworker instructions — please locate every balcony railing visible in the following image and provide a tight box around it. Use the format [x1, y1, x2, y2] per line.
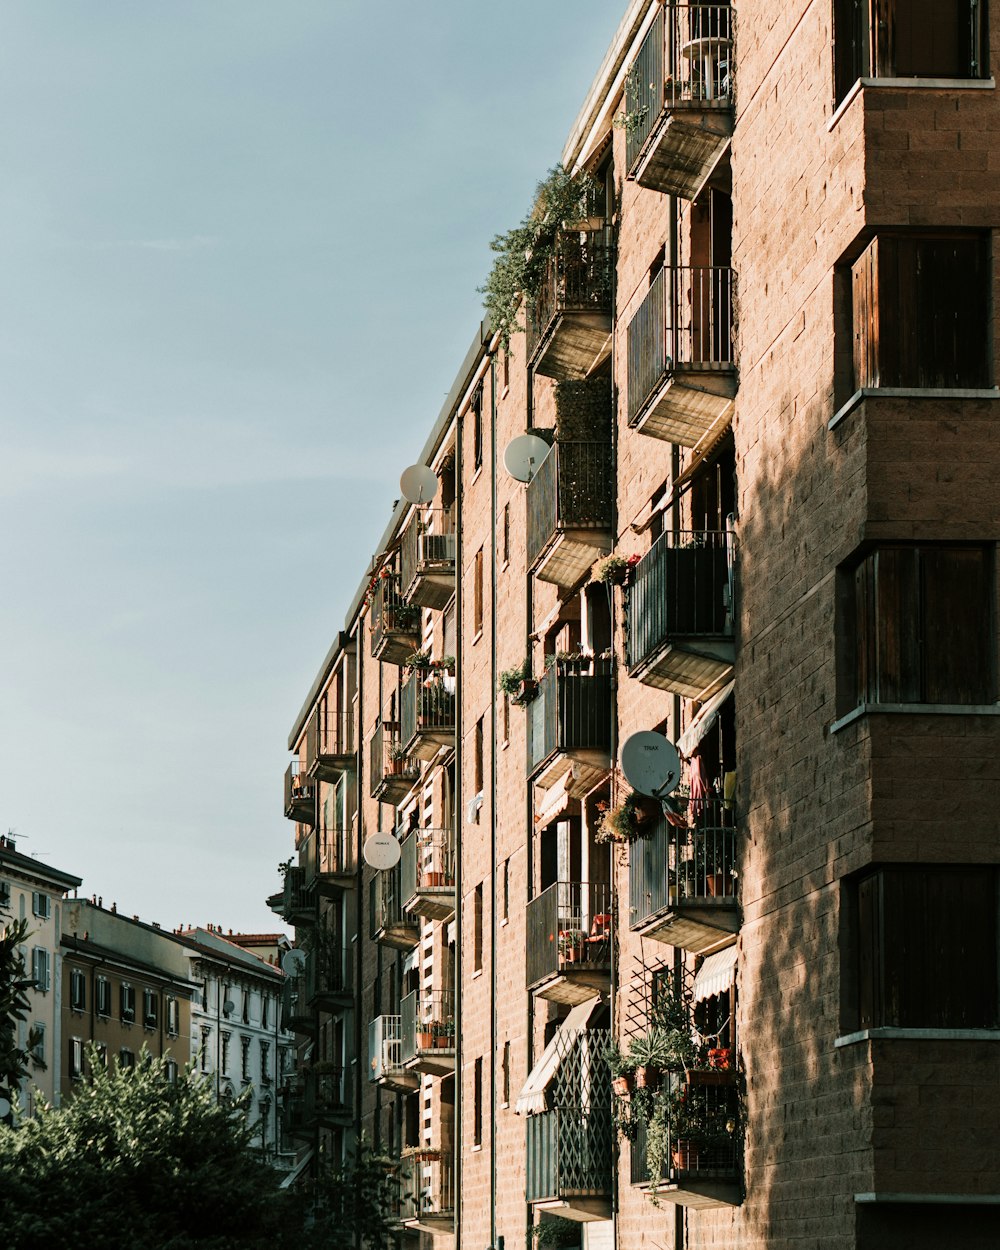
[400, 1150, 455, 1229]
[280, 1075, 309, 1140]
[280, 866, 314, 926]
[627, 266, 736, 443]
[400, 827, 456, 922]
[528, 659, 613, 778]
[283, 761, 315, 824]
[304, 940, 352, 1008]
[369, 1014, 403, 1082]
[281, 974, 313, 1033]
[369, 865, 419, 949]
[305, 708, 355, 781]
[401, 671, 456, 759]
[370, 721, 420, 804]
[400, 508, 456, 610]
[309, 1067, 351, 1126]
[400, 989, 456, 1074]
[526, 441, 614, 584]
[629, 1078, 739, 1194]
[526, 881, 612, 1002]
[626, 5, 734, 199]
[371, 574, 421, 665]
[626, 529, 735, 698]
[526, 230, 614, 380]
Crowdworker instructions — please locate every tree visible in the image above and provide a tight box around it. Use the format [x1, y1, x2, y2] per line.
[304, 1142, 402, 1250]
[0, 1046, 301, 1250]
[0, 918, 38, 1098]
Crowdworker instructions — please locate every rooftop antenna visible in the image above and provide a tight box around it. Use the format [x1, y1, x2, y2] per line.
[399, 464, 439, 505]
[502, 434, 551, 484]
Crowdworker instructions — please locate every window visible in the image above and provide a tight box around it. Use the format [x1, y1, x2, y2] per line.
[30, 1023, 45, 1065]
[143, 988, 158, 1028]
[850, 233, 989, 391]
[853, 865, 998, 1029]
[96, 976, 112, 1018]
[165, 1059, 179, 1084]
[834, 0, 987, 103]
[0, 880, 10, 910]
[500, 859, 509, 922]
[501, 502, 510, 566]
[222, 1031, 231, 1074]
[31, 891, 50, 920]
[474, 715, 484, 797]
[501, 692, 510, 745]
[242, 1036, 251, 1082]
[94, 1042, 108, 1068]
[31, 948, 50, 992]
[472, 386, 483, 471]
[260, 1040, 271, 1085]
[261, 995, 269, 1030]
[70, 968, 86, 1011]
[200, 1027, 211, 1073]
[473, 1056, 483, 1147]
[473, 548, 484, 636]
[166, 996, 179, 1037]
[119, 1048, 135, 1071]
[473, 882, 483, 973]
[501, 1040, 511, 1106]
[242, 990, 250, 1025]
[120, 983, 136, 1023]
[848, 544, 993, 707]
[69, 1037, 84, 1081]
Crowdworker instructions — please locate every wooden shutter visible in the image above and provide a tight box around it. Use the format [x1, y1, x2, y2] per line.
[872, 547, 921, 702]
[893, 0, 969, 78]
[857, 871, 882, 1027]
[852, 239, 880, 388]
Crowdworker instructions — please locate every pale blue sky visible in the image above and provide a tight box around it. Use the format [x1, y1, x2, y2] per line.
[0, 3, 622, 933]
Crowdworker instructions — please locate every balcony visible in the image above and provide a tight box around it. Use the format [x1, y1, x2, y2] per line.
[280, 866, 315, 927]
[280, 1075, 310, 1141]
[526, 882, 612, 1005]
[370, 574, 421, 666]
[528, 660, 613, 794]
[525, 1027, 612, 1221]
[627, 267, 736, 445]
[401, 827, 456, 922]
[369, 722, 420, 804]
[304, 941, 353, 1012]
[626, 5, 734, 201]
[400, 989, 456, 1076]
[400, 508, 456, 611]
[400, 671, 456, 761]
[527, 442, 614, 590]
[400, 1148, 455, 1235]
[283, 761, 315, 824]
[305, 708, 355, 782]
[281, 974, 313, 1034]
[369, 865, 419, 950]
[629, 800, 738, 955]
[626, 530, 734, 699]
[630, 1078, 740, 1209]
[526, 229, 614, 381]
[308, 1066, 352, 1129]
[368, 1014, 419, 1093]
[301, 825, 355, 895]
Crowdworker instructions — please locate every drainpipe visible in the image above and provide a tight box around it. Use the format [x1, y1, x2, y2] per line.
[489, 356, 499, 1250]
[453, 404, 464, 1250]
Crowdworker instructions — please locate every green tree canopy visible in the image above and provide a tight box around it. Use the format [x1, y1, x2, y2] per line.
[0, 918, 38, 1096]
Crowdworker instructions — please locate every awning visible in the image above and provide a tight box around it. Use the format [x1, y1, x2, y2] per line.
[677, 680, 735, 759]
[514, 996, 604, 1116]
[534, 770, 577, 827]
[402, 947, 419, 976]
[692, 946, 737, 1003]
[279, 1147, 314, 1189]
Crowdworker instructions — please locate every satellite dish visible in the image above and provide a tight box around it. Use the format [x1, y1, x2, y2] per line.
[0, 1095, 11, 1120]
[363, 832, 401, 871]
[281, 949, 306, 976]
[620, 731, 681, 799]
[503, 434, 551, 483]
[223, 998, 236, 1015]
[400, 464, 439, 504]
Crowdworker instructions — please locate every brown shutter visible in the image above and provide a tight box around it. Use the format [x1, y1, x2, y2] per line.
[857, 871, 882, 1028]
[921, 546, 992, 703]
[852, 238, 880, 388]
[873, 547, 921, 702]
[894, 0, 968, 78]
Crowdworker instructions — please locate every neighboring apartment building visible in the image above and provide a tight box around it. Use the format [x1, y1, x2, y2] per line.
[275, 2, 1000, 1248]
[0, 834, 82, 1112]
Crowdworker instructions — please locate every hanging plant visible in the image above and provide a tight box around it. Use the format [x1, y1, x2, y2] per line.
[497, 660, 537, 706]
[594, 791, 661, 844]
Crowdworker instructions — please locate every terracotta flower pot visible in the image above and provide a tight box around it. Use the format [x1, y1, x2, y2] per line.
[672, 1141, 700, 1171]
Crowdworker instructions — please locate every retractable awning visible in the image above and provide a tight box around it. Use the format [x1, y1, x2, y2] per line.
[692, 946, 737, 1003]
[677, 680, 735, 758]
[514, 995, 604, 1116]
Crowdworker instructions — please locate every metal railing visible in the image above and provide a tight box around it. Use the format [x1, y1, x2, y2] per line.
[304, 938, 352, 1003]
[400, 1150, 455, 1222]
[281, 975, 312, 1032]
[369, 722, 420, 800]
[401, 672, 456, 748]
[310, 1068, 349, 1121]
[526, 230, 614, 362]
[368, 1013, 402, 1082]
[626, 5, 734, 170]
[369, 864, 412, 940]
[627, 266, 735, 425]
[306, 707, 354, 765]
[528, 659, 613, 775]
[284, 761, 314, 819]
[526, 881, 612, 991]
[282, 866, 313, 921]
[299, 826, 355, 886]
[629, 1078, 739, 1185]
[400, 508, 456, 597]
[371, 574, 421, 657]
[626, 530, 734, 672]
[400, 990, 456, 1065]
[526, 441, 614, 569]
[629, 799, 737, 928]
[401, 828, 456, 905]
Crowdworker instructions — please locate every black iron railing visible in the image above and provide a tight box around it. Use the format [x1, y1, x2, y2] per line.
[306, 708, 354, 766]
[284, 761, 314, 820]
[369, 864, 412, 941]
[371, 574, 420, 658]
[400, 1150, 455, 1222]
[281, 975, 312, 1032]
[626, 5, 734, 170]
[401, 672, 456, 749]
[629, 800, 737, 928]
[528, 660, 613, 775]
[369, 722, 420, 800]
[401, 828, 456, 907]
[400, 508, 456, 597]
[627, 266, 735, 425]
[626, 530, 734, 671]
[629, 1077, 739, 1185]
[304, 937, 352, 1003]
[526, 881, 612, 991]
[400, 990, 456, 1065]
[282, 866, 313, 921]
[526, 441, 614, 570]
[526, 230, 614, 364]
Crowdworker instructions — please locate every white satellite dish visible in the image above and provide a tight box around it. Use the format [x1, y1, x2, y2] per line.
[620, 731, 682, 799]
[400, 464, 439, 504]
[503, 434, 551, 483]
[281, 949, 306, 976]
[363, 832, 401, 871]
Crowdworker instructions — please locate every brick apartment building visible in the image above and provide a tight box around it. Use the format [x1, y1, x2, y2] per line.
[274, 2, 1000, 1247]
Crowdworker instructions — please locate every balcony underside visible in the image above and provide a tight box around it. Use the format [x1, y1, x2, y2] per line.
[404, 1047, 455, 1077]
[633, 367, 736, 447]
[530, 966, 610, 1006]
[284, 1012, 314, 1035]
[632, 638, 734, 700]
[633, 105, 733, 201]
[316, 869, 354, 897]
[534, 529, 613, 592]
[533, 747, 611, 797]
[373, 774, 419, 805]
[641, 1177, 741, 1210]
[532, 310, 613, 382]
[309, 988, 354, 1013]
[308, 753, 354, 783]
[373, 631, 419, 667]
[531, 1197, 613, 1223]
[315, 1104, 353, 1129]
[374, 922, 420, 951]
[405, 727, 455, 763]
[633, 900, 739, 957]
[405, 888, 456, 923]
[405, 567, 455, 612]
[375, 1069, 419, 1094]
[284, 797, 314, 824]
[404, 1213, 455, 1236]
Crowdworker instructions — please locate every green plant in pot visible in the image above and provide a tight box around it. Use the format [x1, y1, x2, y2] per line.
[595, 791, 661, 844]
[498, 659, 537, 706]
[605, 1039, 636, 1099]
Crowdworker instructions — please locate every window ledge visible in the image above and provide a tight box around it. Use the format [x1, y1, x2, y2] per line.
[855, 1192, 1000, 1205]
[836, 1027, 1000, 1048]
[829, 387, 1000, 431]
[830, 77, 995, 132]
[830, 702, 1000, 734]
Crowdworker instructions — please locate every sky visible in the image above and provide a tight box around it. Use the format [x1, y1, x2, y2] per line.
[0, 2, 623, 934]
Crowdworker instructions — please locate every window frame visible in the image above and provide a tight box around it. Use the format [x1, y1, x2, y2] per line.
[120, 982, 136, 1024]
[143, 987, 158, 1029]
[96, 976, 112, 1018]
[70, 968, 87, 1012]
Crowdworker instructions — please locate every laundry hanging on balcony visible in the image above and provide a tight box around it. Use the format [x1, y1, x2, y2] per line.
[514, 995, 606, 1116]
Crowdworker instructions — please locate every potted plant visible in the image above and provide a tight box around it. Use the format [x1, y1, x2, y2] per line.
[498, 660, 537, 706]
[605, 1040, 636, 1100]
[557, 929, 585, 964]
[595, 791, 661, 844]
[403, 648, 432, 671]
[627, 1029, 675, 1090]
[416, 1023, 435, 1051]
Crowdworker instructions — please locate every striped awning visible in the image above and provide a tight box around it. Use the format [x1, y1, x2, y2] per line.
[692, 946, 737, 1003]
[677, 680, 735, 759]
[514, 996, 604, 1116]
